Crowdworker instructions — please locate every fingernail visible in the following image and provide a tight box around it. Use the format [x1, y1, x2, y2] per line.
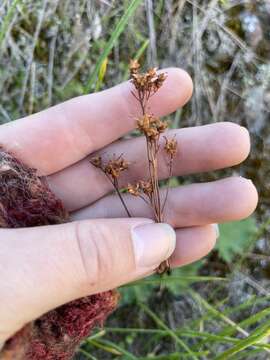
[212, 223, 220, 238]
[132, 223, 176, 268]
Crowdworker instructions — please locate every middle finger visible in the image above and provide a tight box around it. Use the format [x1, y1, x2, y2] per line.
[71, 177, 258, 227]
[48, 122, 250, 211]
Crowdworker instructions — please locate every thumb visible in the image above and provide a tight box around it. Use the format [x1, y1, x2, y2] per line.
[0, 218, 175, 340]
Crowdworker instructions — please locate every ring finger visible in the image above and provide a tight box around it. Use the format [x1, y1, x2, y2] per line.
[48, 122, 250, 211]
[71, 176, 258, 228]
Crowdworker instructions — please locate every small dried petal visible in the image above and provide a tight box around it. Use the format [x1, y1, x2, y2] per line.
[156, 119, 168, 133]
[129, 59, 140, 74]
[146, 67, 158, 83]
[147, 67, 157, 77]
[118, 158, 129, 171]
[153, 73, 167, 91]
[145, 127, 159, 139]
[139, 180, 153, 195]
[131, 73, 147, 91]
[127, 183, 140, 196]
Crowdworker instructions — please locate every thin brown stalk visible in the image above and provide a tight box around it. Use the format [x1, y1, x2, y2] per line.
[161, 156, 173, 214]
[90, 155, 131, 218]
[113, 178, 132, 218]
[127, 60, 176, 274]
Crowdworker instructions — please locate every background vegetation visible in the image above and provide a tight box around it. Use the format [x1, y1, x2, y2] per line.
[0, 0, 270, 359]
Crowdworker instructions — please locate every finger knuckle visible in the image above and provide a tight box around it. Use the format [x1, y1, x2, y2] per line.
[74, 221, 113, 291]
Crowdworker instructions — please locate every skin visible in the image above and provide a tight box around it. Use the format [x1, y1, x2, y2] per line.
[0, 68, 258, 343]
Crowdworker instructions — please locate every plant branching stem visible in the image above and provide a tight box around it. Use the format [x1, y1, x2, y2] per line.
[104, 172, 132, 218]
[113, 179, 132, 218]
[161, 157, 173, 214]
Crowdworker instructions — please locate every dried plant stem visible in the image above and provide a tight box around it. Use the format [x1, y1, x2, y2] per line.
[113, 178, 132, 218]
[137, 86, 170, 274]
[103, 172, 132, 218]
[146, 139, 162, 222]
[161, 156, 173, 214]
[127, 60, 176, 274]
[138, 83, 162, 223]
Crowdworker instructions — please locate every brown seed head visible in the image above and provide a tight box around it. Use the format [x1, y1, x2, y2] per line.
[156, 118, 168, 133]
[139, 180, 153, 196]
[129, 59, 140, 74]
[131, 73, 148, 91]
[137, 114, 167, 140]
[127, 180, 153, 197]
[164, 137, 177, 157]
[153, 73, 167, 91]
[90, 156, 103, 168]
[147, 67, 157, 77]
[127, 183, 140, 196]
[129, 60, 167, 95]
[104, 157, 129, 179]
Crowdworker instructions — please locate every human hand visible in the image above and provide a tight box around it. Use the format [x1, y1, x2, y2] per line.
[0, 68, 258, 343]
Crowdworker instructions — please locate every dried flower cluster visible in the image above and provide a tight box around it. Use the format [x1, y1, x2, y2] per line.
[90, 155, 131, 217]
[90, 155, 128, 180]
[127, 180, 153, 197]
[164, 136, 177, 157]
[130, 59, 167, 100]
[137, 114, 167, 140]
[129, 59, 167, 114]
[90, 60, 177, 275]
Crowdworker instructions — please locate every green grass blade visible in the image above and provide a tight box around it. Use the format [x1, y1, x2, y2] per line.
[86, 329, 106, 341]
[188, 293, 270, 353]
[84, 0, 142, 93]
[215, 320, 270, 359]
[139, 303, 200, 360]
[105, 326, 239, 343]
[220, 306, 270, 337]
[105, 327, 270, 351]
[137, 351, 209, 359]
[231, 348, 264, 360]
[95, 57, 108, 92]
[191, 294, 270, 330]
[122, 275, 227, 288]
[190, 290, 249, 337]
[87, 339, 122, 356]
[89, 338, 138, 359]
[0, 0, 21, 50]
[225, 295, 270, 317]
[78, 348, 98, 360]
[123, 38, 150, 80]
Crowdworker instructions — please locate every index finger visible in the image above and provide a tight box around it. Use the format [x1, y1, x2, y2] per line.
[0, 68, 193, 175]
